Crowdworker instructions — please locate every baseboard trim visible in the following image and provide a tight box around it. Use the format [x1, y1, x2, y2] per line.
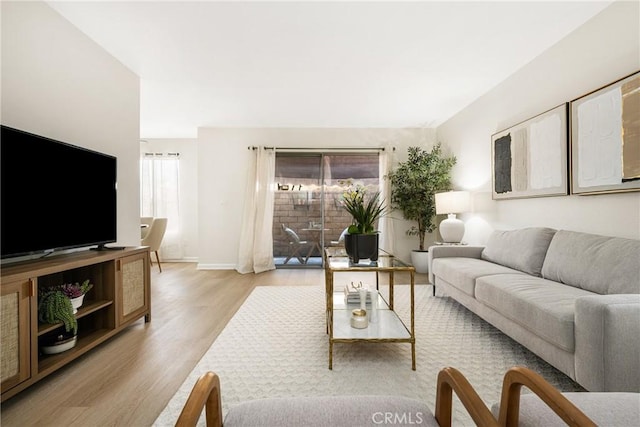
[162, 257, 199, 263]
[197, 263, 236, 270]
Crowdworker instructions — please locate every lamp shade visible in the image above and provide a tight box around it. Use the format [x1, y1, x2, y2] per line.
[435, 191, 470, 214]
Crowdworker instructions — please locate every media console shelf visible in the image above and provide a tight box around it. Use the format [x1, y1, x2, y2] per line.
[0, 247, 150, 401]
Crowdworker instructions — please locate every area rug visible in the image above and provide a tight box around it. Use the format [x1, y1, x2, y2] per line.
[153, 284, 583, 426]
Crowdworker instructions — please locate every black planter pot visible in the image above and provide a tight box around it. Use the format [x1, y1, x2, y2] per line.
[344, 233, 379, 263]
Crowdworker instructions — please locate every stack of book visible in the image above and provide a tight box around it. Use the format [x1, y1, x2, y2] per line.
[343, 285, 372, 305]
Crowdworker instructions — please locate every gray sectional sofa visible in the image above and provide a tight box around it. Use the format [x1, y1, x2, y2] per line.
[428, 227, 640, 392]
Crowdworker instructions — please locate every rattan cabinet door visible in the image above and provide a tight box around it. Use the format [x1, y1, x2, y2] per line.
[1, 279, 31, 393]
[116, 251, 150, 326]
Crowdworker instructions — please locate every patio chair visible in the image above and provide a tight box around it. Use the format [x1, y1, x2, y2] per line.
[281, 224, 314, 265]
[329, 227, 349, 246]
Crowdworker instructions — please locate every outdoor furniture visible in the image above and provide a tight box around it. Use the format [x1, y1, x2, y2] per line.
[281, 224, 314, 265]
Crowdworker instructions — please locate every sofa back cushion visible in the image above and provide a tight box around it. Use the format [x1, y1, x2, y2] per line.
[541, 230, 640, 295]
[481, 227, 556, 276]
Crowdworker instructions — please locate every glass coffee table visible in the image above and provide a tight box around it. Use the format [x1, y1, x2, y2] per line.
[323, 247, 416, 370]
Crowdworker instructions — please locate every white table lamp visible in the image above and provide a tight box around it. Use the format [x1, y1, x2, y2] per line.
[435, 191, 470, 243]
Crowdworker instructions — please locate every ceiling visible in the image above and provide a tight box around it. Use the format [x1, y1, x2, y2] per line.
[46, 1, 614, 139]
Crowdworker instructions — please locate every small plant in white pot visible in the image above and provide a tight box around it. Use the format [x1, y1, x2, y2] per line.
[386, 144, 456, 273]
[60, 279, 94, 313]
[37, 279, 93, 354]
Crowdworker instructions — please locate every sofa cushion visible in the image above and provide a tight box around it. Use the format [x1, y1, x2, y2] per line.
[541, 230, 640, 295]
[475, 274, 596, 352]
[223, 395, 436, 427]
[491, 392, 640, 427]
[432, 258, 525, 297]
[481, 227, 556, 276]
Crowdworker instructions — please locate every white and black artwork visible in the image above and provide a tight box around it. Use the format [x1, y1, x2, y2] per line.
[491, 103, 569, 200]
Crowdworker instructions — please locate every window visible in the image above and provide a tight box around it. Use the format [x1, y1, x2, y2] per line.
[273, 152, 380, 268]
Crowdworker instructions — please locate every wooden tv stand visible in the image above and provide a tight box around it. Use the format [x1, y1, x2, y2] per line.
[0, 247, 151, 402]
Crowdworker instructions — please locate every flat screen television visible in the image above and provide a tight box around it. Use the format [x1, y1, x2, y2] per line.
[1, 125, 117, 260]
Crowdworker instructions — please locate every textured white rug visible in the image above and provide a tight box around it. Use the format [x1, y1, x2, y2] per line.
[154, 284, 583, 426]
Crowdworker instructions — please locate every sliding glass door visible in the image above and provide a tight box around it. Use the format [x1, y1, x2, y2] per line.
[273, 152, 380, 268]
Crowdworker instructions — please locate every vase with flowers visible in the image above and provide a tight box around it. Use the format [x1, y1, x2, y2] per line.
[340, 180, 387, 263]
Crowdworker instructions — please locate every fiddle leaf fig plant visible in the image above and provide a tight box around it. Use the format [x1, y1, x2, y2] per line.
[386, 144, 456, 251]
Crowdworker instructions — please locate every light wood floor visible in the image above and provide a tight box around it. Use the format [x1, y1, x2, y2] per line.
[0, 262, 424, 426]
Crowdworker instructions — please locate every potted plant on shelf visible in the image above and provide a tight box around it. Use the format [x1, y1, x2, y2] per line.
[340, 180, 388, 263]
[386, 144, 456, 273]
[38, 288, 78, 354]
[37, 279, 93, 354]
[60, 279, 93, 313]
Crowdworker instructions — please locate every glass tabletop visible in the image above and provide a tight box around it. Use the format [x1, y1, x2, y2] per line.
[324, 247, 413, 270]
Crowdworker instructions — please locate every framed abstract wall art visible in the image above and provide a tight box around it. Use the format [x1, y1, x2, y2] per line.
[570, 71, 640, 195]
[491, 103, 569, 200]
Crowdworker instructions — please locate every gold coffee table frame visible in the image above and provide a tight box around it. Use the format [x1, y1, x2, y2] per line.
[324, 247, 416, 370]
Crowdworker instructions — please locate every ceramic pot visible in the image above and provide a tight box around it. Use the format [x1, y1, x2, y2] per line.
[344, 233, 379, 264]
[410, 250, 429, 274]
[41, 334, 77, 355]
[70, 294, 85, 314]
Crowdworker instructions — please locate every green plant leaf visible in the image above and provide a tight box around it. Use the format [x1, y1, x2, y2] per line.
[38, 290, 77, 335]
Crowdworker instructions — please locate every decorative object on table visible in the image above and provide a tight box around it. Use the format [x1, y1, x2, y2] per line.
[344, 281, 372, 304]
[340, 179, 388, 263]
[350, 309, 368, 329]
[491, 103, 569, 200]
[386, 144, 456, 273]
[435, 191, 471, 243]
[570, 71, 640, 195]
[369, 289, 378, 323]
[358, 287, 368, 312]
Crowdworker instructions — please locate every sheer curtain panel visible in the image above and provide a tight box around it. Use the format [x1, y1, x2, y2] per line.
[379, 145, 396, 254]
[140, 153, 183, 260]
[236, 147, 276, 274]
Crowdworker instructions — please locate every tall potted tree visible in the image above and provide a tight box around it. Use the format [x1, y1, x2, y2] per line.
[386, 144, 456, 273]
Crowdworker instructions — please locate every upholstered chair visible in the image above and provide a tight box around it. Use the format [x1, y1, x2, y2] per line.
[175, 368, 500, 427]
[140, 216, 154, 239]
[141, 217, 168, 272]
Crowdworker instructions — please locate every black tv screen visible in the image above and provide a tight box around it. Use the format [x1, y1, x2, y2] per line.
[1, 125, 117, 260]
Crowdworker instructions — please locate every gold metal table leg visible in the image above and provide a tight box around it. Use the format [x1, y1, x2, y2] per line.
[329, 340, 333, 370]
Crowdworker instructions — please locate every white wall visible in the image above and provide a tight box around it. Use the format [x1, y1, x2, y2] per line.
[437, 0, 640, 244]
[1, 1, 141, 248]
[140, 139, 199, 260]
[196, 127, 439, 268]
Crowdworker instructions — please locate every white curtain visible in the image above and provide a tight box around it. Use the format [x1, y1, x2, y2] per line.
[378, 145, 396, 254]
[236, 147, 276, 274]
[140, 154, 183, 259]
